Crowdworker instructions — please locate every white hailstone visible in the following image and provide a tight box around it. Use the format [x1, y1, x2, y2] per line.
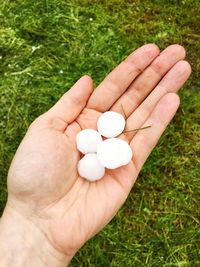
[78, 153, 105, 181]
[76, 129, 103, 154]
[97, 138, 133, 169]
[97, 111, 125, 138]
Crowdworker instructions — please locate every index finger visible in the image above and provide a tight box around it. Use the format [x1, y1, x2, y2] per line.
[87, 44, 160, 112]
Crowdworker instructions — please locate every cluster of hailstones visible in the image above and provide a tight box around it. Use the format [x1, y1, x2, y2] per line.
[76, 111, 133, 182]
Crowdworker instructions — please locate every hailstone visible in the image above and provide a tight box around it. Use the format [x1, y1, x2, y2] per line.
[78, 153, 105, 181]
[97, 111, 125, 138]
[97, 138, 133, 169]
[76, 129, 102, 154]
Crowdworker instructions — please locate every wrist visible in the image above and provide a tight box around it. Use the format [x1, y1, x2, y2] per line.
[0, 205, 73, 267]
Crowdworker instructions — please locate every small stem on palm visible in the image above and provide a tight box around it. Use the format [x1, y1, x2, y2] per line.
[123, 125, 151, 133]
[120, 104, 127, 119]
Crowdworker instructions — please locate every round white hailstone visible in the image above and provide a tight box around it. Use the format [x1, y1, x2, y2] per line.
[76, 129, 103, 154]
[78, 153, 105, 181]
[97, 111, 126, 138]
[97, 138, 133, 169]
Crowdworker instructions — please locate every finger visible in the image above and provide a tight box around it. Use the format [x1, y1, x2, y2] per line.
[130, 93, 180, 171]
[47, 75, 93, 123]
[120, 60, 191, 141]
[111, 44, 186, 116]
[87, 44, 160, 112]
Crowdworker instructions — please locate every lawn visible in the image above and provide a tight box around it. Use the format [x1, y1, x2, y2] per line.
[0, 0, 200, 266]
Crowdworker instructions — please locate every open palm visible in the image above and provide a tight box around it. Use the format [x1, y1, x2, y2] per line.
[6, 44, 191, 259]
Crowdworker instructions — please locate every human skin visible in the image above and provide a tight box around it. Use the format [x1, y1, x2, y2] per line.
[0, 44, 191, 266]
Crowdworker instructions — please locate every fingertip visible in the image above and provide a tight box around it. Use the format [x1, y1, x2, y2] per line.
[127, 43, 160, 63]
[75, 75, 94, 95]
[168, 44, 186, 58]
[161, 92, 180, 106]
[170, 60, 192, 80]
[169, 92, 180, 106]
[82, 74, 93, 82]
[83, 75, 94, 92]
[179, 60, 192, 76]
[157, 93, 180, 124]
[144, 43, 160, 53]
[143, 43, 160, 59]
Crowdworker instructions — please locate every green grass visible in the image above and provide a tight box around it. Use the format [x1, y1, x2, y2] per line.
[0, 0, 200, 266]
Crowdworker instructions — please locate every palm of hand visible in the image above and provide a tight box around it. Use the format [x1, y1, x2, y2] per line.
[6, 44, 191, 257]
[8, 107, 135, 254]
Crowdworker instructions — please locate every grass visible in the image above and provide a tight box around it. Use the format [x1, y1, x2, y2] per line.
[0, 0, 200, 266]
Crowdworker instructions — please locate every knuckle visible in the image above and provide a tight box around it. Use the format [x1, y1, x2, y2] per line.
[150, 60, 163, 76]
[70, 94, 83, 107]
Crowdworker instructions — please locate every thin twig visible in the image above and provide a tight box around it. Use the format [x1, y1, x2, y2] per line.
[120, 104, 127, 119]
[123, 125, 151, 133]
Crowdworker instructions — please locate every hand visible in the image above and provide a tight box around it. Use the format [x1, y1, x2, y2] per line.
[0, 44, 191, 266]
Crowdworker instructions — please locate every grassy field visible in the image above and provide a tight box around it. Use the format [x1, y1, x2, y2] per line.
[0, 0, 200, 266]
